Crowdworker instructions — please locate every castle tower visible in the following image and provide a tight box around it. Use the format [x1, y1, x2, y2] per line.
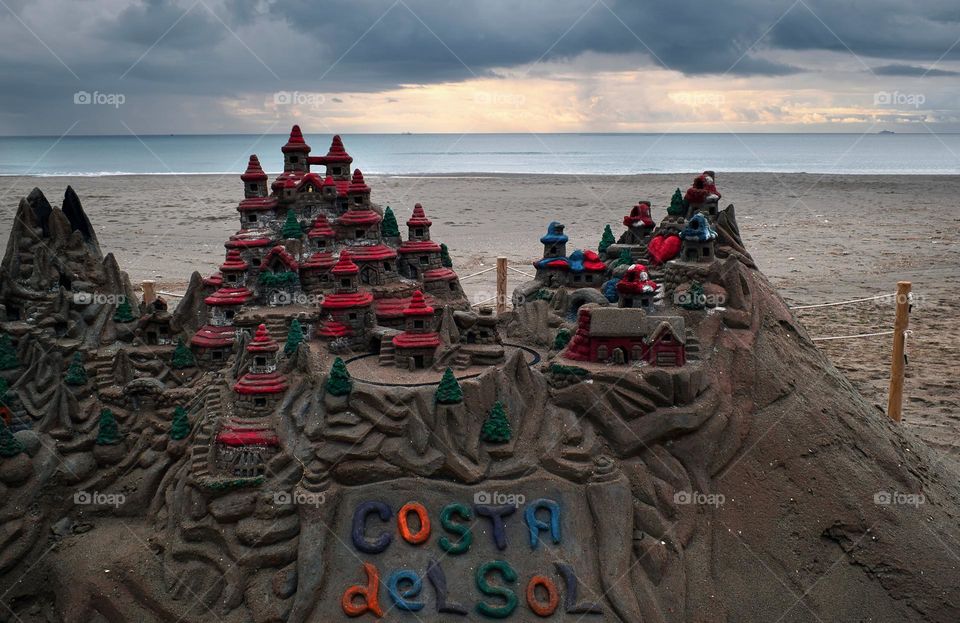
[337, 170, 381, 243]
[312, 134, 354, 180]
[616, 264, 658, 309]
[317, 250, 374, 346]
[241, 155, 268, 198]
[281, 125, 311, 173]
[540, 221, 568, 259]
[219, 249, 249, 287]
[406, 203, 432, 242]
[392, 290, 440, 369]
[237, 155, 278, 229]
[347, 169, 372, 209]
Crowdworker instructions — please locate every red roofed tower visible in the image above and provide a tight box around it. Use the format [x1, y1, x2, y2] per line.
[616, 264, 659, 309]
[238, 155, 278, 229]
[219, 249, 250, 288]
[391, 290, 440, 369]
[336, 170, 382, 244]
[316, 250, 374, 346]
[398, 203, 460, 295]
[282, 124, 310, 172]
[310, 134, 354, 182]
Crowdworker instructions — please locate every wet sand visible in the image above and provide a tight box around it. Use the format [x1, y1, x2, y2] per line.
[1, 172, 957, 459]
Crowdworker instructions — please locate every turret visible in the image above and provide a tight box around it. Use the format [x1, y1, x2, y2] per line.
[406, 203, 432, 242]
[241, 155, 268, 198]
[347, 169, 371, 208]
[332, 250, 359, 293]
[311, 134, 354, 179]
[281, 125, 311, 173]
[540, 221, 568, 259]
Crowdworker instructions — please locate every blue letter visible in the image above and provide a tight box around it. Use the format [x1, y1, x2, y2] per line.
[525, 499, 561, 549]
[351, 500, 392, 554]
[387, 569, 424, 612]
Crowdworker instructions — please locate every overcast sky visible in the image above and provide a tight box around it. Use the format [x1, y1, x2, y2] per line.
[1, 0, 959, 135]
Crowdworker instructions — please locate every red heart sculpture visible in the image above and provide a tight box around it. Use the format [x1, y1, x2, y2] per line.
[647, 234, 681, 264]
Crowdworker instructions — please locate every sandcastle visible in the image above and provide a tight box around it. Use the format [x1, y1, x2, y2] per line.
[1, 129, 958, 622]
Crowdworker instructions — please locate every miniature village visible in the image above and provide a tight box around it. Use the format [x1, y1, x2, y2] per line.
[1, 127, 957, 623]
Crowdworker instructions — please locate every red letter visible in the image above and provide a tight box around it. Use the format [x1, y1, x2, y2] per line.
[526, 575, 559, 617]
[341, 562, 384, 618]
[398, 502, 431, 545]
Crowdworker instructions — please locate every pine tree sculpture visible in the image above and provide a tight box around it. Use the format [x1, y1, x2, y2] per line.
[599, 224, 616, 254]
[553, 328, 571, 351]
[113, 298, 136, 323]
[682, 281, 707, 310]
[435, 368, 463, 404]
[326, 357, 353, 397]
[0, 421, 24, 458]
[668, 188, 685, 216]
[617, 247, 632, 266]
[65, 352, 88, 386]
[440, 243, 453, 268]
[281, 210, 303, 239]
[96, 409, 121, 445]
[172, 338, 195, 369]
[0, 334, 18, 370]
[381, 206, 400, 238]
[284, 319, 304, 357]
[481, 401, 512, 443]
[170, 405, 190, 440]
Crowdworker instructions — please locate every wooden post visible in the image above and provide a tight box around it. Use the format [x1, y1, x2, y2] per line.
[886, 281, 911, 423]
[142, 279, 157, 306]
[496, 257, 507, 314]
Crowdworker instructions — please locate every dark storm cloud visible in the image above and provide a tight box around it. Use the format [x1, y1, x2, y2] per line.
[874, 64, 959, 77]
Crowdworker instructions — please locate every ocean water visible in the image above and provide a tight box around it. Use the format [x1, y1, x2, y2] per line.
[1, 133, 958, 176]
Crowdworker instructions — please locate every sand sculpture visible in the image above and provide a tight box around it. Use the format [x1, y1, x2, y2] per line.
[1, 129, 959, 622]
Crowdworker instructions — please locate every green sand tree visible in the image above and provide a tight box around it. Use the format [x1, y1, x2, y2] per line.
[481, 401, 511, 443]
[435, 368, 463, 404]
[668, 188, 684, 216]
[617, 247, 633, 266]
[599, 224, 616, 254]
[96, 408, 121, 446]
[681, 281, 706, 310]
[553, 328, 571, 351]
[381, 206, 400, 238]
[65, 352, 88, 386]
[440, 243, 453, 268]
[113, 298, 136, 323]
[281, 210, 304, 239]
[0, 421, 24, 458]
[326, 357, 353, 397]
[284, 319, 305, 357]
[0, 334, 19, 370]
[170, 405, 191, 440]
[172, 338, 195, 369]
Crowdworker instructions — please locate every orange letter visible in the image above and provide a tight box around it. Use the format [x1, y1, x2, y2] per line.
[341, 562, 384, 618]
[397, 502, 431, 545]
[526, 575, 559, 617]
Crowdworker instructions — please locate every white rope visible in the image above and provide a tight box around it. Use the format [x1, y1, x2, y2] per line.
[507, 266, 535, 279]
[790, 293, 895, 310]
[471, 296, 497, 308]
[158, 290, 186, 298]
[459, 266, 497, 281]
[811, 330, 895, 342]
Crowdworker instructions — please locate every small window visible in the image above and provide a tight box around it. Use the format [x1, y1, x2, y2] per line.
[289, 156, 299, 164]
[247, 214, 257, 222]
[248, 183, 258, 192]
[254, 356, 267, 367]
[449, 281, 457, 291]
[355, 230, 365, 239]
[254, 397, 267, 407]
[415, 228, 424, 237]
[316, 241, 326, 250]
[419, 255, 429, 265]
[354, 196, 363, 205]
[573, 275, 582, 283]
[413, 319, 424, 329]
[332, 167, 342, 176]
[624, 298, 633, 307]
[349, 312, 358, 321]
[226, 274, 237, 283]
[307, 186, 314, 193]
[225, 309, 235, 319]
[383, 262, 392, 271]
[212, 350, 223, 361]
[341, 278, 351, 288]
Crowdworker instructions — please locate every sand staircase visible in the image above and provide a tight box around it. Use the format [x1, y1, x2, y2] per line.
[377, 335, 395, 366]
[187, 385, 223, 482]
[90, 352, 117, 392]
[452, 351, 471, 370]
[264, 317, 289, 342]
[300, 460, 330, 494]
[685, 328, 701, 362]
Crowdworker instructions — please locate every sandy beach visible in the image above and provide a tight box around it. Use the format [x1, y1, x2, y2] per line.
[1, 172, 957, 460]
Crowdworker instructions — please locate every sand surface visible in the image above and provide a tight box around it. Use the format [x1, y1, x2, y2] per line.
[1, 172, 957, 460]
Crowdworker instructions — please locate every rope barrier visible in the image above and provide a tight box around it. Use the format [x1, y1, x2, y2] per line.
[507, 266, 535, 279]
[158, 290, 185, 298]
[471, 296, 497, 308]
[790, 293, 896, 310]
[459, 266, 497, 281]
[811, 330, 895, 342]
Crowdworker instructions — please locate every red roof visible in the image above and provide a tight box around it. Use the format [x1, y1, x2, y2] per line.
[403, 290, 434, 317]
[624, 202, 654, 228]
[191, 324, 235, 348]
[302, 251, 336, 270]
[203, 273, 223, 287]
[205, 287, 253, 306]
[316, 318, 352, 338]
[323, 175, 336, 188]
[260, 245, 299, 271]
[406, 203, 432, 227]
[307, 214, 336, 239]
[398, 240, 441, 254]
[349, 244, 397, 261]
[374, 294, 437, 319]
[237, 196, 278, 212]
[226, 233, 272, 248]
[423, 267, 458, 282]
[616, 264, 658, 295]
[281, 124, 311, 154]
[271, 171, 305, 193]
[216, 430, 279, 447]
[233, 370, 288, 395]
[348, 169, 370, 194]
[331, 250, 359, 276]
[392, 331, 441, 349]
[338, 207, 381, 227]
[309, 134, 353, 166]
[220, 249, 249, 272]
[247, 323, 279, 353]
[298, 172, 324, 191]
[581, 250, 606, 272]
[241, 155, 268, 182]
[322, 291, 374, 310]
